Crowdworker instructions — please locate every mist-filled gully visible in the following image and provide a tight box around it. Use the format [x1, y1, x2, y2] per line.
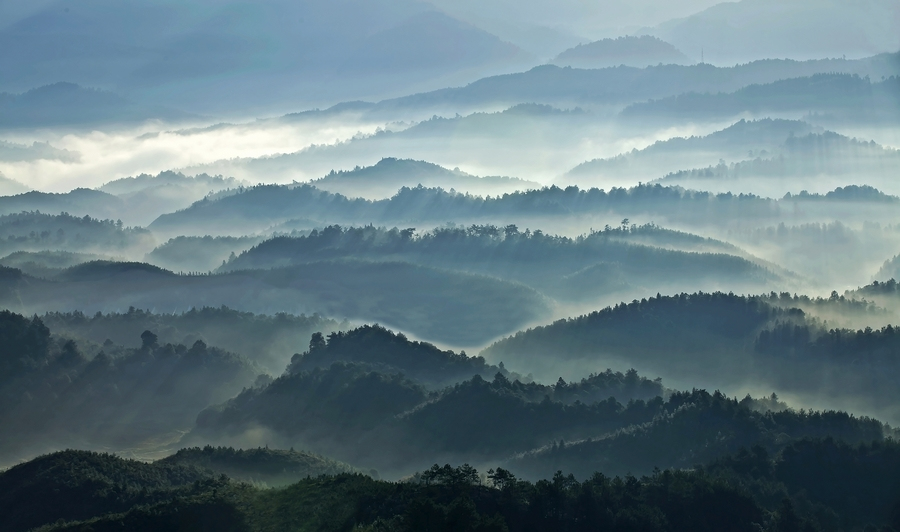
[1, 2, 900, 530]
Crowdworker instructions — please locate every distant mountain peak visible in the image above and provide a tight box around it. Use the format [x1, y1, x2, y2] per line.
[553, 35, 692, 69]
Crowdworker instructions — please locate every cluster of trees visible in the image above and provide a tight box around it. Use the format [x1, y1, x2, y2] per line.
[160, 446, 361, 486]
[858, 278, 900, 297]
[288, 325, 505, 388]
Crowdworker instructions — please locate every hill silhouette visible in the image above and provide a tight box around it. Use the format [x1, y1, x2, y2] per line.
[553, 35, 691, 69]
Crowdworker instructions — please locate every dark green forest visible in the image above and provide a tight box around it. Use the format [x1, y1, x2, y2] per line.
[5, 439, 900, 532]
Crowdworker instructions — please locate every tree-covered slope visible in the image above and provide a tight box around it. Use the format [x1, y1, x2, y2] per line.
[222, 224, 774, 301]
[0, 310, 260, 463]
[0, 259, 550, 347]
[159, 446, 362, 486]
[0, 450, 215, 532]
[483, 291, 900, 422]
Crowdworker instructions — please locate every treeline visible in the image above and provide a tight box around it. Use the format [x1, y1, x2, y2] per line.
[0, 259, 549, 346]
[7, 438, 900, 531]
[41, 306, 343, 372]
[150, 180, 787, 235]
[0, 211, 152, 257]
[222, 223, 770, 301]
[483, 291, 900, 419]
[160, 446, 361, 486]
[288, 325, 504, 388]
[226, 223, 742, 271]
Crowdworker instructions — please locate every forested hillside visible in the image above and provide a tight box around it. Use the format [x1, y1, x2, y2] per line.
[483, 291, 900, 422]
[0, 310, 260, 464]
[1, 2, 898, 530]
[222, 224, 773, 301]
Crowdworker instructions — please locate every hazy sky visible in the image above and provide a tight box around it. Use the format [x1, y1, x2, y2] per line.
[0, 0, 724, 37]
[427, 0, 725, 37]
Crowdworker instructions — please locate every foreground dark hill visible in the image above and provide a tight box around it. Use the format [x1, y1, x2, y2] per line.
[223, 224, 776, 302]
[8, 443, 900, 531]
[483, 291, 900, 422]
[0, 450, 217, 532]
[0, 261, 549, 346]
[3, 320, 900, 529]
[9, 440, 900, 532]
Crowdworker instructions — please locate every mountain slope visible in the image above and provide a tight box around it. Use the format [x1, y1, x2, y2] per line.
[0, 260, 551, 346]
[0, 82, 191, 128]
[566, 118, 818, 181]
[622, 73, 900, 123]
[650, 0, 900, 64]
[0, 0, 533, 112]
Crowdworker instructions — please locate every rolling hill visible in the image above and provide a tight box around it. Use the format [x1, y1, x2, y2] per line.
[553, 35, 692, 69]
